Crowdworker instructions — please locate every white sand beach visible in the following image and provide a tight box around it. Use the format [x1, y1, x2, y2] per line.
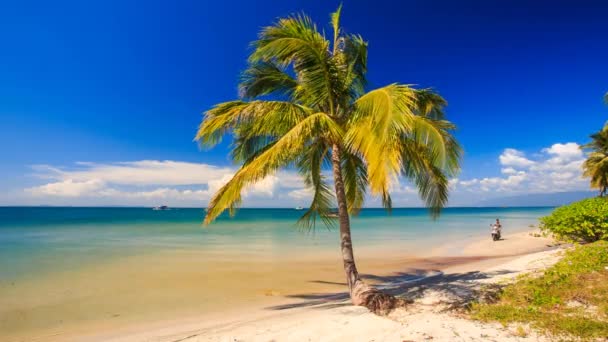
[70, 230, 561, 342]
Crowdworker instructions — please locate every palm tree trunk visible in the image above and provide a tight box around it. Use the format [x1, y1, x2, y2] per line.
[331, 144, 405, 315]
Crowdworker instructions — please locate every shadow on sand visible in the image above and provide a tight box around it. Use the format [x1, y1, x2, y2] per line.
[266, 256, 518, 311]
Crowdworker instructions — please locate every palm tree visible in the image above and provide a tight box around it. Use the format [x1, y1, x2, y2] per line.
[582, 122, 608, 197]
[195, 6, 461, 314]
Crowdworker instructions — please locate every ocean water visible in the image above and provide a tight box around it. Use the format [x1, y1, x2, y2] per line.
[0, 206, 552, 280]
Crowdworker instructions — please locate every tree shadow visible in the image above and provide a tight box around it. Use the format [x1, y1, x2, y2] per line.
[265, 257, 518, 312]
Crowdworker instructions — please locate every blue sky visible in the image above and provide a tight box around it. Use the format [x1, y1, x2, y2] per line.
[1, 0, 606, 207]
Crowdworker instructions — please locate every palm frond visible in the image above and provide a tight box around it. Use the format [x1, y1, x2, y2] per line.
[381, 190, 393, 213]
[341, 34, 368, 100]
[195, 100, 312, 149]
[400, 140, 451, 217]
[239, 62, 298, 99]
[204, 112, 342, 224]
[195, 101, 248, 147]
[296, 140, 336, 230]
[345, 84, 417, 196]
[582, 122, 608, 153]
[407, 115, 463, 173]
[415, 89, 447, 119]
[350, 84, 417, 135]
[345, 84, 460, 214]
[582, 122, 608, 195]
[330, 4, 342, 52]
[341, 151, 367, 215]
[331, 34, 368, 108]
[230, 135, 275, 165]
[249, 14, 337, 110]
[583, 151, 608, 195]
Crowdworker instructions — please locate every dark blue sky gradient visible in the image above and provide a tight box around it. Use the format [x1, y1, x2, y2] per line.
[1, 0, 607, 190]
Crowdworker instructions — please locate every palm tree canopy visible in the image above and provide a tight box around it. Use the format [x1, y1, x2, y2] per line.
[582, 122, 608, 196]
[196, 7, 462, 227]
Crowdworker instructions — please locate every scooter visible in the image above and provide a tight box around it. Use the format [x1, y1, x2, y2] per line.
[490, 225, 501, 241]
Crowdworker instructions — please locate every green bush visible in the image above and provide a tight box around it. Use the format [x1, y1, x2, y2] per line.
[540, 197, 608, 242]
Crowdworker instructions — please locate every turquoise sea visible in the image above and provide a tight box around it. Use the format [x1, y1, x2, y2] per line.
[0, 206, 553, 281]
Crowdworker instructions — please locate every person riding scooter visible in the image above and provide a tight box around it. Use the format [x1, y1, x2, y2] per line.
[490, 218, 502, 241]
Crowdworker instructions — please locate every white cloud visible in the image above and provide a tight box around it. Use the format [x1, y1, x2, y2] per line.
[453, 142, 587, 196]
[27, 179, 106, 197]
[499, 148, 535, 167]
[501, 167, 517, 175]
[543, 142, 582, 161]
[24, 161, 305, 206]
[288, 188, 314, 200]
[459, 179, 479, 187]
[245, 175, 279, 198]
[31, 160, 234, 186]
[19, 142, 592, 207]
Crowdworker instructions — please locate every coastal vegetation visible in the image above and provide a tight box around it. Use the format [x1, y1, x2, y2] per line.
[540, 197, 608, 242]
[472, 241, 608, 340]
[195, 6, 461, 313]
[541, 114, 608, 243]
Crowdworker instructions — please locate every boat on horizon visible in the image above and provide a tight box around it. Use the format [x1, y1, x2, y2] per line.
[295, 206, 304, 210]
[152, 205, 169, 211]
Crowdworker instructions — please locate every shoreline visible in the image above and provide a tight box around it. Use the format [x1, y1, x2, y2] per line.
[68, 228, 560, 342]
